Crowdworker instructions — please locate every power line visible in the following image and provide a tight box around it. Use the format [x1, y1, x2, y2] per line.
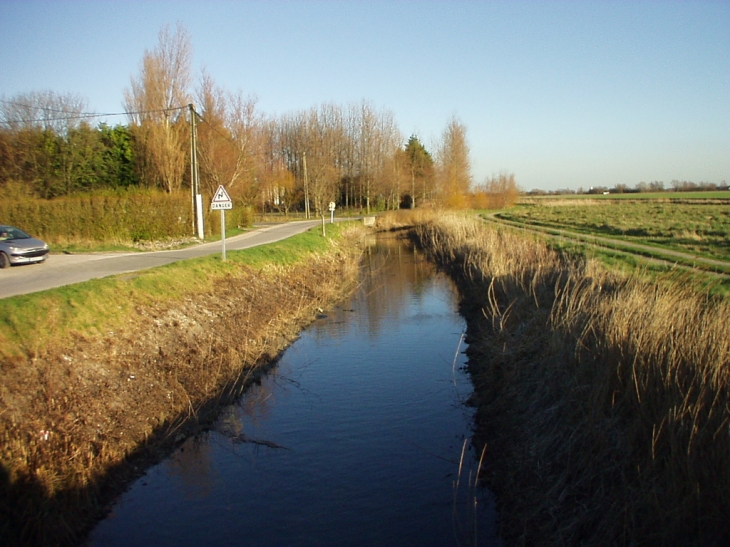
[0, 99, 188, 126]
[0, 98, 88, 115]
[1, 99, 239, 147]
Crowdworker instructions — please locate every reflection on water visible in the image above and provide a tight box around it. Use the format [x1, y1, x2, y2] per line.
[88, 235, 501, 547]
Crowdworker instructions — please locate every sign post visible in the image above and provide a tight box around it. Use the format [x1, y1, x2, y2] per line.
[328, 201, 336, 224]
[210, 185, 233, 261]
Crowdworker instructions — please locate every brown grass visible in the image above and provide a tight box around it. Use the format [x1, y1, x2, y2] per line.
[0, 228, 365, 546]
[410, 212, 730, 546]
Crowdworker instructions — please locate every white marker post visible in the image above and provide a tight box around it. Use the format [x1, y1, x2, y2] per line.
[328, 201, 336, 224]
[210, 185, 233, 261]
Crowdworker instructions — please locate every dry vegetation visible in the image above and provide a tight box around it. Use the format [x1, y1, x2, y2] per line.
[0, 227, 365, 546]
[408, 212, 729, 546]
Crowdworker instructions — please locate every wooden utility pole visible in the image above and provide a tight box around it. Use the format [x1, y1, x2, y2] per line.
[303, 151, 311, 219]
[189, 103, 204, 238]
[189, 104, 197, 234]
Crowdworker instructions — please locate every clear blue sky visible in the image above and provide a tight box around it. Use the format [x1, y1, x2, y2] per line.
[1, 0, 728, 191]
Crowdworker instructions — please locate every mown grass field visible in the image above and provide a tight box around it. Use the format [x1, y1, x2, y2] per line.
[500, 198, 730, 262]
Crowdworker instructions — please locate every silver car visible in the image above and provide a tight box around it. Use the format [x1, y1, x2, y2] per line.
[0, 225, 49, 268]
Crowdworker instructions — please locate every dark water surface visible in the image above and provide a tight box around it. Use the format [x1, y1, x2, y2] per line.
[88, 236, 500, 547]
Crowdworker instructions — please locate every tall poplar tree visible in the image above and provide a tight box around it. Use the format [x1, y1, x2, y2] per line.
[124, 23, 192, 192]
[437, 117, 472, 208]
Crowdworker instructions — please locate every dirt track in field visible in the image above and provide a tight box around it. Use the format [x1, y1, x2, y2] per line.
[484, 213, 730, 277]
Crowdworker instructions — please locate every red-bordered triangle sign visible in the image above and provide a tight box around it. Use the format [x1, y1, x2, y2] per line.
[212, 185, 232, 203]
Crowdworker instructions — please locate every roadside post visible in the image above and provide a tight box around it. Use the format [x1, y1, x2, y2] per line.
[328, 201, 336, 224]
[210, 185, 233, 261]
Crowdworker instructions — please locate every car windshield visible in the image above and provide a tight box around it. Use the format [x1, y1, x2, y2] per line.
[0, 226, 30, 240]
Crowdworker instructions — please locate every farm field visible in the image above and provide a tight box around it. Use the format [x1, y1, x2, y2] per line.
[499, 198, 730, 263]
[521, 190, 730, 201]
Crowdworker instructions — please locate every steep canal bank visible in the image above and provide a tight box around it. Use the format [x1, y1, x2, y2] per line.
[86, 235, 501, 546]
[410, 212, 730, 547]
[1, 227, 365, 547]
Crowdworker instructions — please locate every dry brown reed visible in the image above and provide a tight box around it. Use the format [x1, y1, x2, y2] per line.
[411, 212, 730, 546]
[0, 228, 365, 546]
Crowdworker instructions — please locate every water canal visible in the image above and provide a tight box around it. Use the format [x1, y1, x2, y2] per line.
[87, 235, 500, 547]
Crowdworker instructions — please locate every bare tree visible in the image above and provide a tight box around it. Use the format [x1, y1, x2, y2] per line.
[373, 109, 402, 210]
[226, 91, 261, 200]
[436, 116, 472, 208]
[0, 90, 88, 135]
[195, 73, 261, 201]
[124, 23, 192, 192]
[345, 100, 401, 213]
[301, 105, 342, 215]
[261, 100, 403, 215]
[474, 172, 519, 209]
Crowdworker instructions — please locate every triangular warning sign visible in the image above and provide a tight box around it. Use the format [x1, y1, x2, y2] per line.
[212, 185, 232, 203]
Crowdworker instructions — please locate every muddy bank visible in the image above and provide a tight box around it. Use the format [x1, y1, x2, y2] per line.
[408, 213, 730, 547]
[0, 232, 364, 546]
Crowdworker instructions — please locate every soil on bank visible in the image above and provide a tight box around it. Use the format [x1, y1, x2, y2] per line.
[0, 228, 365, 547]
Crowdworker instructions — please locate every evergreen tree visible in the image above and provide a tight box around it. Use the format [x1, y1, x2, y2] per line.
[404, 134, 433, 207]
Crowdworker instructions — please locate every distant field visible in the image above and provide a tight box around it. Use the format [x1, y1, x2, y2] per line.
[520, 190, 730, 202]
[500, 199, 730, 262]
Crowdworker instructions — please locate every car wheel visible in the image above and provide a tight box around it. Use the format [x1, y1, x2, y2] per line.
[0, 252, 9, 269]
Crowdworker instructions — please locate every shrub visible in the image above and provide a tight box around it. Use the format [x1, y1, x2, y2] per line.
[0, 189, 253, 244]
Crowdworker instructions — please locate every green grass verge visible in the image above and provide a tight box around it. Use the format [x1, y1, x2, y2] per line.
[0, 223, 352, 358]
[551, 238, 730, 295]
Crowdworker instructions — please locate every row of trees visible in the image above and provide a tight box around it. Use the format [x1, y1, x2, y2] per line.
[1, 24, 494, 215]
[529, 179, 729, 197]
[0, 91, 139, 198]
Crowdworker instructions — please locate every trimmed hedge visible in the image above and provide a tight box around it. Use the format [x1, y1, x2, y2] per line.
[0, 189, 253, 244]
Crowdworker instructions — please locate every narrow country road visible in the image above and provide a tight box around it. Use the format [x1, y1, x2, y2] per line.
[0, 221, 320, 299]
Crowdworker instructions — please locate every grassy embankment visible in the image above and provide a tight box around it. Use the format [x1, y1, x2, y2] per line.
[0, 222, 366, 546]
[396, 210, 729, 546]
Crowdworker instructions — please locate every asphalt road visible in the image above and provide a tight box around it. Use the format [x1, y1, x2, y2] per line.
[0, 221, 321, 299]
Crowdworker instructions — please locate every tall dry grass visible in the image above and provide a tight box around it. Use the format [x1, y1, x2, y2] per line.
[412, 212, 730, 546]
